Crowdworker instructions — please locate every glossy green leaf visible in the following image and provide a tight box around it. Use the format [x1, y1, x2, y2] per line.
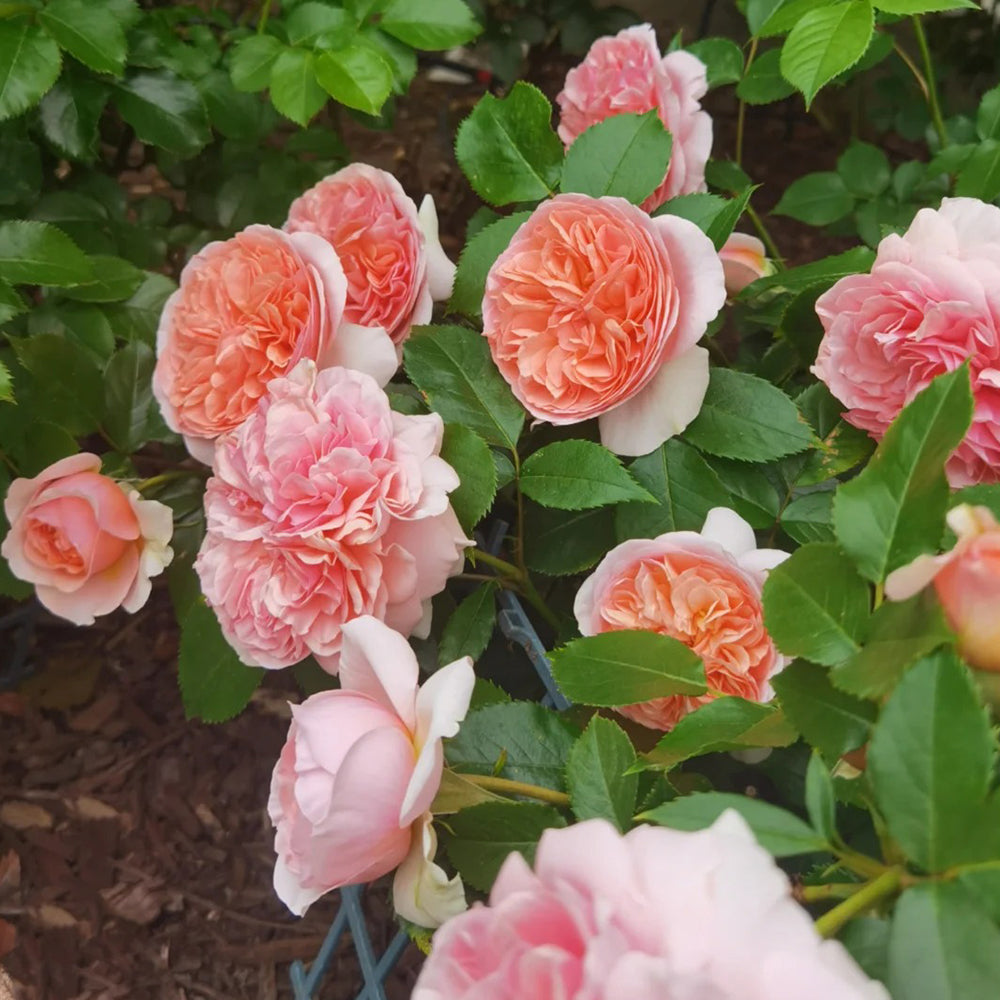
[229, 34, 283, 92]
[438, 582, 496, 667]
[269, 48, 326, 126]
[0, 220, 92, 286]
[40, 0, 126, 76]
[114, 71, 211, 157]
[440, 423, 496, 532]
[449, 210, 531, 317]
[735, 49, 795, 104]
[38, 74, 108, 161]
[102, 340, 157, 453]
[0, 19, 61, 121]
[523, 503, 616, 577]
[62, 254, 143, 303]
[567, 716, 638, 831]
[380, 0, 481, 49]
[773, 171, 854, 225]
[315, 42, 393, 116]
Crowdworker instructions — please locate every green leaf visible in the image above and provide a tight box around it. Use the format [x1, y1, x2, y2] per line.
[614, 439, 731, 542]
[551, 631, 707, 707]
[560, 110, 672, 205]
[61, 254, 143, 303]
[229, 34, 283, 92]
[439, 582, 496, 667]
[837, 140, 891, 198]
[772, 659, 875, 760]
[14, 332, 103, 434]
[955, 140, 1000, 202]
[641, 792, 829, 855]
[805, 751, 837, 842]
[430, 769, 504, 815]
[315, 42, 393, 116]
[833, 366, 974, 583]
[868, 649, 997, 872]
[286, 2, 353, 46]
[523, 503, 616, 577]
[831, 590, 953, 699]
[779, 1, 874, 106]
[104, 272, 175, 345]
[840, 918, 891, 984]
[656, 192, 728, 231]
[977, 85, 1000, 141]
[0, 279, 25, 323]
[686, 37, 744, 87]
[40, 0, 126, 76]
[103, 340, 157, 452]
[268, 48, 326, 126]
[644, 697, 797, 769]
[773, 171, 855, 225]
[735, 48, 795, 105]
[455, 82, 563, 206]
[780, 491, 836, 545]
[440, 423, 496, 532]
[403, 324, 524, 451]
[178, 600, 264, 723]
[379, 0, 481, 49]
[567, 716, 638, 831]
[0, 220, 92, 286]
[520, 440, 653, 511]
[444, 701, 579, 791]
[875, 0, 976, 11]
[0, 19, 61, 121]
[446, 801, 565, 892]
[38, 74, 108, 161]
[753, 0, 840, 35]
[114, 71, 211, 157]
[739, 246, 875, 301]
[449, 210, 531, 318]
[705, 456, 781, 528]
[705, 185, 758, 250]
[0, 359, 12, 403]
[683, 368, 815, 462]
[762, 542, 871, 665]
[888, 883, 1000, 1000]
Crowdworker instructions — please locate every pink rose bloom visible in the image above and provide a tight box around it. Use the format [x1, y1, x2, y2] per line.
[574, 508, 789, 730]
[269, 615, 474, 917]
[285, 163, 456, 348]
[412, 813, 889, 1000]
[196, 360, 469, 672]
[886, 503, 1000, 672]
[813, 197, 1000, 486]
[719, 232, 773, 297]
[557, 24, 712, 211]
[153, 224, 397, 463]
[2, 454, 173, 626]
[482, 193, 725, 457]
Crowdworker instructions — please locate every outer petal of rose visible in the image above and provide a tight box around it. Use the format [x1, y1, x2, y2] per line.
[392, 815, 467, 928]
[182, 433, 217, 467]
[400, 656, 475, 826]
[323, 321, 399, 387]
[3, 453, 100, 524]
[418, 194, 457, 302]
[740, 548, 791, 577]
[338, 616, 419, 732]
[885, 553, 954, 601]
[701, 506, 758, 558]
[273, 852, 327, 917]
[36, 547, 139, 626]
[598, 344, 710, 457]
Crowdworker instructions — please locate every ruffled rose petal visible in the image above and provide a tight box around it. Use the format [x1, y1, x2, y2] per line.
[392, 814, 467, 928]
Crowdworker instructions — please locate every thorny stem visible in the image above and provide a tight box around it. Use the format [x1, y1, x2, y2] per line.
[736, 37, 758, 169]
[799, 882, 866, 903]
[814, 868, 903, 938]
[912, 16, 948, 150]
[462, 773, 571, 808]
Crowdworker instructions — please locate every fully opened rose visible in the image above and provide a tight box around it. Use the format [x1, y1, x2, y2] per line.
[269, 615, 474, 919]
[153, 223, 397, 463]
[285, 163, 456, 348]
[482, 193, 726, 457]
[412, 813, 888, 1000]
[557, 24, 712, 211]
[2, 454, 173, 626]
[196, 360, 468, 672]
[814, 197, 1000, 486]
[574, 508, 789, 730]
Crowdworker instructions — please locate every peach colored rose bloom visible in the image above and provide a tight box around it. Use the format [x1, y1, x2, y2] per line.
[196, 360, 469, 672]
[153, 224, 397, 463]
[557, 24, 712, 212]
[2, 454, 173, 626]
[269, 616, 473, 918]
[813, 197, 1000, 486]
[412, 813, 889, 1000]
[285, 163, 456, 347]
[720, 232, 773, 297]
[886, 503, 1000, 672]
[574, 508, 789, 730]
[482, 193, 725, 457]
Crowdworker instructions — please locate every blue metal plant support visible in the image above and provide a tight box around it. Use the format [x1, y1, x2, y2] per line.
[290, 521, 564, 998]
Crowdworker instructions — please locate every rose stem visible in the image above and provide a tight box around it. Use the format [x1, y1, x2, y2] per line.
[462, 773, 571, 808]
[813, 867, 903, 938]
[912, 16, 948, 150]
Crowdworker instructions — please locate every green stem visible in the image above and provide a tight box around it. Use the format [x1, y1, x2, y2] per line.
[136, 471, 201, 493]
[462, 773, 571, 808]
[518, 572, 562, 633]
[512, 449, 526, 575]
[873, 581, 885, 610]
[912, 16, 947, 149]
[257, 0, 272, 33]
[814, 868, 903, 938]
[736, 37, 758, 169]
[835, 845, 890, 881]
[745, 203, 783, 269]
[799, 882, 865, 903]
[892, 40, 929, 101]
[466, 548, 522, 579]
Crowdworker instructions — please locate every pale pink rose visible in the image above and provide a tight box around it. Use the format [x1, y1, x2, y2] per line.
[196, 360, 469, 672]
[268, 615, 474, 916]
[813, 197, 1000, 486]
[557, 24, 712, 211]
[412, 813, 889, 1000]
[574, 508, 789, 730]
[886, 503, 1000, 671]
[720, 232, 773, 297]
[482, 193, 725, 457]
[285, 163, 456, 348]
[2, 454, 173, 626]
[153, 224, 397, 464]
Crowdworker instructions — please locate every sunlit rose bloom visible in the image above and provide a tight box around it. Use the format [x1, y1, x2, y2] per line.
[285, 163, 456, 347]
[813, 197, 1000, 486]
[719, 232, 773, 296]
[557, 24, 712, 211]
[196, 360, 468, 672]
[482, 193, 725, 457]
[886, 503, 1000, 671]
[412, 813, 889, 1000]
[2, 454, 173, 626]
[574, 508, 789, 730]
[154, 224, 396, 463]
